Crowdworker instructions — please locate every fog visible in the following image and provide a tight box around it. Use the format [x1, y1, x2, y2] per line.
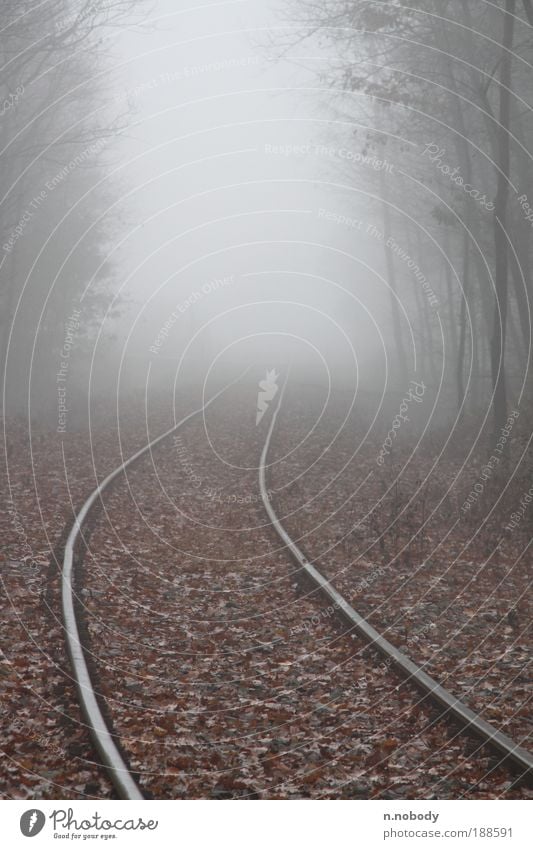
[2, 0, 530, 438]
[2, 0, 532, 808]
[99, 0, 391, 408]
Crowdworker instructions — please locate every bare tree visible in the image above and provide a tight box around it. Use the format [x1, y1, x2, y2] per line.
[278, 0, 533, 425]
[0, 0, 144, 412]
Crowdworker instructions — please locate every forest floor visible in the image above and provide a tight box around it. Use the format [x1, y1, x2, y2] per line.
[0, 381, 531, 799]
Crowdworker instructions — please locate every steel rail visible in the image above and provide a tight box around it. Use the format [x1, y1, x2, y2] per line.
[259, 379, 533, 779]
[61, 380, 240, 800]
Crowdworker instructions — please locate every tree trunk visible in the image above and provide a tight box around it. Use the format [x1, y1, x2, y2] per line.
[441, 36, 476, 415]
[380, 170, 409, 386]
[442, 229, 458, 356]
[490, 0, 515, 437]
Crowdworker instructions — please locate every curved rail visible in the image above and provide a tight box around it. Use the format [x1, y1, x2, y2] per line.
[63, 374, 532, 799]
[259, 378, 533, 780]
[62, 381, 239, 799]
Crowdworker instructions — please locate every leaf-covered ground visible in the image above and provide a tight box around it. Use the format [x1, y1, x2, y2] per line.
[270, 385, 532, 746]
[0, 394, 178, 799]
[1, 380, 531, 799]
[81, 383, 531, 798]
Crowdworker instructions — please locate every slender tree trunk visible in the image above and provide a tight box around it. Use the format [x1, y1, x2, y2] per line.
[510, 110, 533, 355]
[508, 252, 528, 361]
[411, 254, 428, 373]
[471, 302, 483, 413]
[442, 229, 458, 355]
[490, 0, 515, 437]
[380, 170, 409, 386]
[412, 228, 438, 385]
[442, 42, 476, 414]
[457, 233, 471, 412]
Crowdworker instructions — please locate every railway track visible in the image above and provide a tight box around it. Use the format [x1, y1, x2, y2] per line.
[260, 380, 533, 782]
[61, 382, 236, 800]
[61, 378, 533, 799]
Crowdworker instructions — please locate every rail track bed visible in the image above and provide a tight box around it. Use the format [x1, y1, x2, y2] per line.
[74, 382, 531, 799]
[268, 386, 532, 747]
[1, 399, 169, 798]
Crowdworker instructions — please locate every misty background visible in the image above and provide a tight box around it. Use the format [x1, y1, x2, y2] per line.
[1, 0, 532, 806]
[1, 0, 532, 443]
